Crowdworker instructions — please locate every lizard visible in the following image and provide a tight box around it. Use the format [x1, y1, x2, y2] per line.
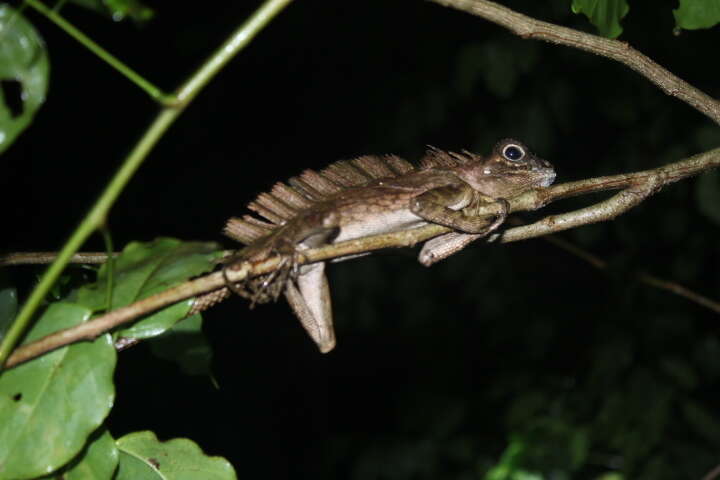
[202, 138, 556, 353]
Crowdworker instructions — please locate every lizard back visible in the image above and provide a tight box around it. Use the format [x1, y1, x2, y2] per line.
[224, 148, 478, 245]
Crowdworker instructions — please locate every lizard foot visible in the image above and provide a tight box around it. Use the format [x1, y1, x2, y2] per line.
[222, 237, 302, 307]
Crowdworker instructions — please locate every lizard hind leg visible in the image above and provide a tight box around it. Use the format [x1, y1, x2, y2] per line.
[221, 264, 262, 304]
[221, 234, 301, 306]
[222, 253, 297, 307]
[221, 224, 338, 307]
[284, 261, 336, 353]
[417, 198, 510, 266]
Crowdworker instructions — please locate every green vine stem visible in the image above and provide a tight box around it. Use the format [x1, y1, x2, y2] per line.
[100, 226, 114, 311]
[0, 0, 295, 368]
[23, 0, 170, 104]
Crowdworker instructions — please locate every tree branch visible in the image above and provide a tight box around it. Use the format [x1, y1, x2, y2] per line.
[6, 147, 720, 369]
[428, 0, 720, 125]
[6, 1, 720, 368]
[0, 252, 115, 266]
[542, 233, 720, 315]
[0, 0, 296, 369]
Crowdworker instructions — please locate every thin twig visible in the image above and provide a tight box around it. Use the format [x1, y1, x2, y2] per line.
[0, 252, 114, 265]
[702, 464, 720, 480]
[0, 251, 235, 266]
[6, 1, 720, 368]
[0, 0, 296, 369]
[6, 147, 720, 369]
[427, 0, 720, 125]
[24, 0, 169, 103]
[543, 234, 720, 314]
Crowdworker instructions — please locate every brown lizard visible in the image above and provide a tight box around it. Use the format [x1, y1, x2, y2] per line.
[214, 139, 556, 353]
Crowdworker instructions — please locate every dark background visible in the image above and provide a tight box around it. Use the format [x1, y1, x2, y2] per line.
[2, 0, 720, 478]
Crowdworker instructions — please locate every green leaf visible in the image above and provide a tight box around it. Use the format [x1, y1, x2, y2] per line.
[531, 419, 588, 471]
[69, 0, 154, 22]
[148, 314, 213, 376]
[485, 437, 544, 480]
[0, 286, 18, 342]
[674, 0, 720, 30]
[484, 436, 529, 479]
[116, 431, 236, 480]
[571, 0, 629, 38]
[74, 238, 223, 340]
[0, 302, 116, 479]
[0, 5, 49, 154]
[695, 169, 720, 225]
[61, 428, 119, 480]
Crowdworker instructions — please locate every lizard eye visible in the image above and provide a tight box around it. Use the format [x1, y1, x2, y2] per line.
[502, 144, 525, 162]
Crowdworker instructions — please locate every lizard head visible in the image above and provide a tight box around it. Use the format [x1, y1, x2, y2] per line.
[455, 139, 556, 198]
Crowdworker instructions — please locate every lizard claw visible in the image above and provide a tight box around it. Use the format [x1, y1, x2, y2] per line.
[222, 235, 302, 306]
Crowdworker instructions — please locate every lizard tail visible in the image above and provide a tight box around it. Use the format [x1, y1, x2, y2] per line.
[188, 287, 232, 316]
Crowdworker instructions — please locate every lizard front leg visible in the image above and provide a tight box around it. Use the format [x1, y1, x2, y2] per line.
[410, 185, 508, 233]
[284, 261, 336, 353]
[411, 185, 509, 264]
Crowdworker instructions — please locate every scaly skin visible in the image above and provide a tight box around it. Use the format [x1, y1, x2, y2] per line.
[221, 139, 556, 352]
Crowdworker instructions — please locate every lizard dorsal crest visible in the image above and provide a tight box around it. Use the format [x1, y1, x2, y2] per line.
[420, 146, 477, 169]
[224, 148, 481, 245]
[225, 154, 414, 244]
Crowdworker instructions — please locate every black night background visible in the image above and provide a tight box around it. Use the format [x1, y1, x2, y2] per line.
[2, 1, 720, 478]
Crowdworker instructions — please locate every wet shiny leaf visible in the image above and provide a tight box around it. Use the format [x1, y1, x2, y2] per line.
[116, 431, 236, 480]
[0, 302, 116, 479]
[571, 0, 629, 38]
[62, 428, 119, 480]
[0, 5, 49, 154]
[148, 314, 212, 376]
[674, 0, 720, 30]
[73, 238, 222, 340]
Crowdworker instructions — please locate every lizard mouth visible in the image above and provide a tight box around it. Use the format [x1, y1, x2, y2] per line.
[537, 170, 556, 187]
